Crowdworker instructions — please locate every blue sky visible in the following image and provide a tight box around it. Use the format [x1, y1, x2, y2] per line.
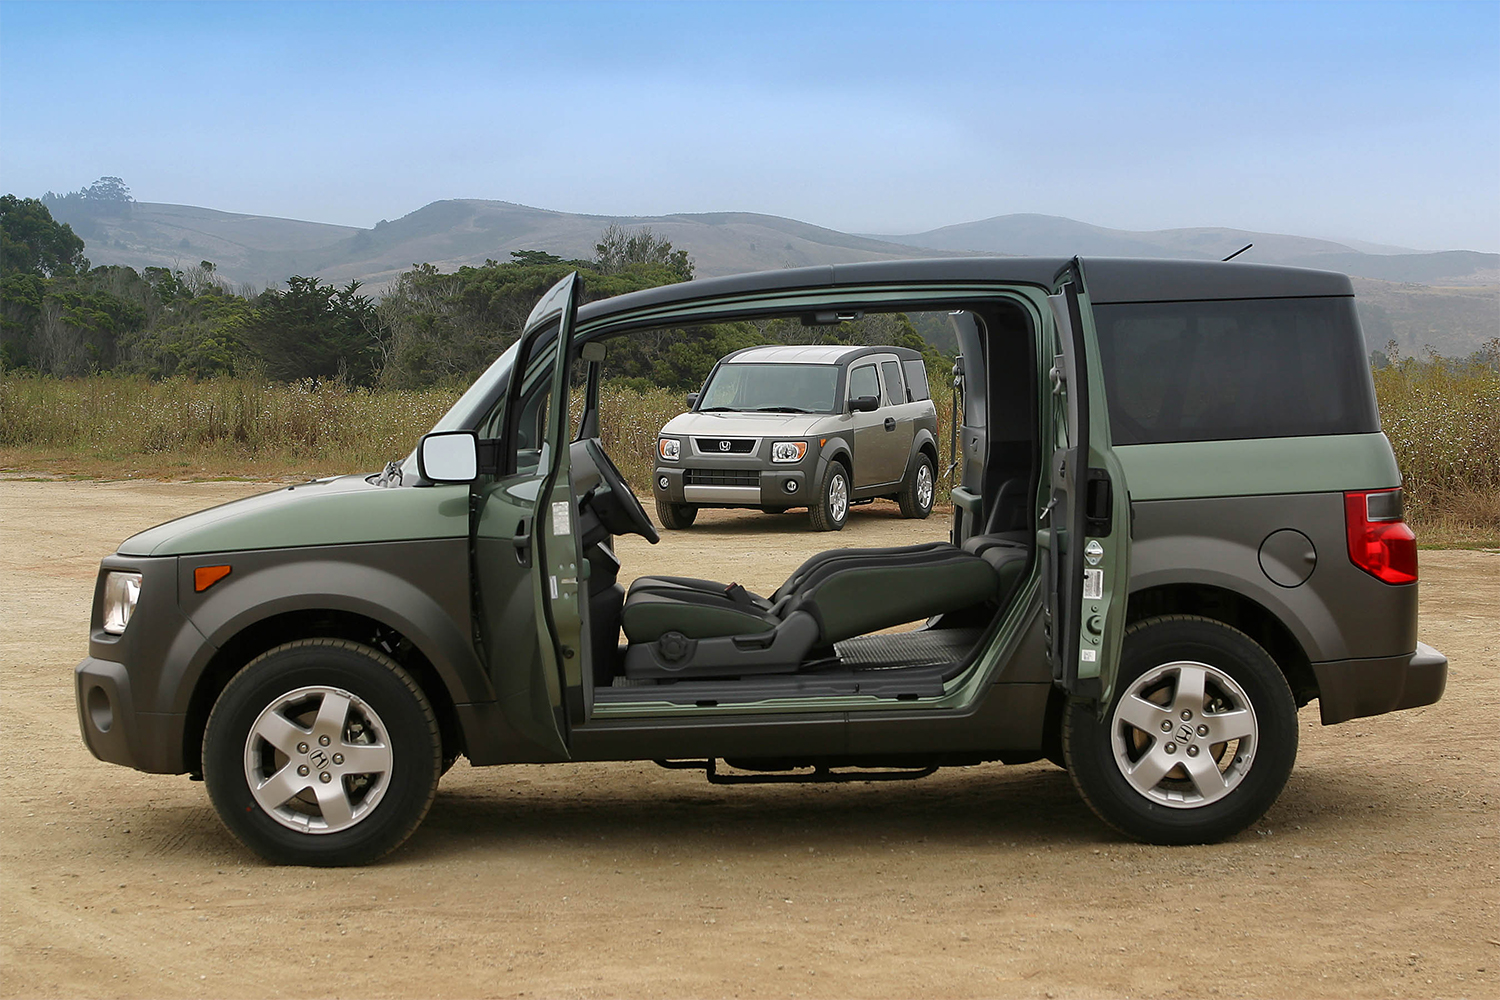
[2, 1, 1497, 251]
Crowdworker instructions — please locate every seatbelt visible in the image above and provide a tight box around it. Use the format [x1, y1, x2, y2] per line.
[945, 355, 965, 482]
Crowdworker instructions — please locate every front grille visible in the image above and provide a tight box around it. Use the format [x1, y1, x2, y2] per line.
[684, 468, 759, 487]
[695, 437, 756, 454]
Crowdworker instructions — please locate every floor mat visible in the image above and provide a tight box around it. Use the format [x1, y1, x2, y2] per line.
[833, 628, 982, 671]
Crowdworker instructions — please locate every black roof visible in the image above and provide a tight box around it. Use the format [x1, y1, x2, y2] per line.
[575, 257, 1355, 324]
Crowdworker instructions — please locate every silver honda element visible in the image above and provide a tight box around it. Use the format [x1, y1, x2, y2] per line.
[652, 344, 940, 530]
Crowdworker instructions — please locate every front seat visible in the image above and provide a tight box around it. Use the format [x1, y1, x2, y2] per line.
[620, 539, 1027, 679]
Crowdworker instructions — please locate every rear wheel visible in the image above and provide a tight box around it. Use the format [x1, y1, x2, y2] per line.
[1063, 616, 1297, 844]
[654, 500, 698, 529]
[203, 639, 442, 866]
[809, 462, 850, 531]
[898, 453, 936, 519]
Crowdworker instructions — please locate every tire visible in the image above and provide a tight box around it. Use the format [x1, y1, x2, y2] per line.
[1063, 616, 1298, 845]
[655, 499, 698, 529]
[898, 453, 936, 519]
[202, 639, 442, 867]
[808, 462, 850, 531]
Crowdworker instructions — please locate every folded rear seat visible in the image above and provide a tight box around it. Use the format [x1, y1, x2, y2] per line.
[621, 538, 1029, 680]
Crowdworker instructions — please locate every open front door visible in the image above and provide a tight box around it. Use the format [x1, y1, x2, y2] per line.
[472, 274, 584, 760]
[1044, 259, 1132, 707]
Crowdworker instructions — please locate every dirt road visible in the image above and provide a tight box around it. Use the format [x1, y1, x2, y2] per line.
[2, 480, 1496, 999]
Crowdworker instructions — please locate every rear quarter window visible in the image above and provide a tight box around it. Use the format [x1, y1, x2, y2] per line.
[1093, 296, 1379, 445]
[901, 360, 931, 402]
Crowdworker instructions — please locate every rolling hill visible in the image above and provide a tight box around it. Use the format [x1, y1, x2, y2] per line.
[47, 198, 1499, 358]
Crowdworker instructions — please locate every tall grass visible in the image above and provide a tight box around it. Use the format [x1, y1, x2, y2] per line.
[0, 375, 462, 475]
[3, 366, 1494, 543]
[1372, 348, 1500, 542]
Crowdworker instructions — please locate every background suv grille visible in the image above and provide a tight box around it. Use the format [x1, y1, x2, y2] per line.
[685, 468, 759, 487]
[695, 438, 756, 454]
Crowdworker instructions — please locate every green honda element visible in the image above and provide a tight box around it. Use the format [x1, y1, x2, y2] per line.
[75, 258, 1448, 866]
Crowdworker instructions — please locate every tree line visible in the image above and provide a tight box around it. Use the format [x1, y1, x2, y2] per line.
[1, 196, 948, 392]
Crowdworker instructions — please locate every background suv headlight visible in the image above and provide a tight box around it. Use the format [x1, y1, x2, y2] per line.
[101, 571, 142, 635]
[771, 441, 807, 463]
[658, 438, 680, 461]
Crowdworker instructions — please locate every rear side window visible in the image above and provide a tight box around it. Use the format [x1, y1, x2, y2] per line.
[880, 361, 904, 406]
[1093, 297, 1379, 445]
[901, 360, 931, 402]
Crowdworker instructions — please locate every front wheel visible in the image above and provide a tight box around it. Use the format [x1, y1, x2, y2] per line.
[1063, 616, 1297, 845]
[808, 462, 850, 531]
[654, 500, 698, 529]
[203, 639, 442, 866]
[898, 453, 936, 519]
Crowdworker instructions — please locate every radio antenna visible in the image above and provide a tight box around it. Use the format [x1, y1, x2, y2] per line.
[1223, 243, 1253, 262]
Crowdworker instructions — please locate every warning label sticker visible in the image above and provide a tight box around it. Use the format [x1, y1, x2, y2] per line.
[1083, 568, 1103, 600]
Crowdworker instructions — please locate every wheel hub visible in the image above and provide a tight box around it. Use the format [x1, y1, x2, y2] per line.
[242, 685, 394, 834]
[1110, 660, 1259, 809]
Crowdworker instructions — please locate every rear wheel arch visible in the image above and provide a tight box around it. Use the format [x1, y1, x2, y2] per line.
[1126, 583, 1318, 708]
[184, 610, 463, 777]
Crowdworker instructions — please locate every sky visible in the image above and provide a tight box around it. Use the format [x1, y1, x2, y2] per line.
[2, 1, 1497, 252]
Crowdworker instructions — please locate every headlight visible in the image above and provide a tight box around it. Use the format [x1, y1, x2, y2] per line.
[101, 572, 142, 635]
[658, 438, 680, 461]
[771, 441, 807, 463]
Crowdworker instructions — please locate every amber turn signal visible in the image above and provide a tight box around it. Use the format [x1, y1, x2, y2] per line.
[194, 565, 232, 592]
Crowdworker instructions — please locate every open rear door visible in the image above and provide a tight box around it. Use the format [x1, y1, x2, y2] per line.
[1044, 259, 1132, 707]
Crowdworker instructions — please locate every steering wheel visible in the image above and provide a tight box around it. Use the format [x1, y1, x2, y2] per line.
[582, 439, 659, 544]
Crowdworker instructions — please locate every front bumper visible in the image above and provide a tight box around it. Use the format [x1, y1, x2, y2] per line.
[654, 463, 816, 508]
[1312, 641, 1448, 725]
[76, 655, 187, 773]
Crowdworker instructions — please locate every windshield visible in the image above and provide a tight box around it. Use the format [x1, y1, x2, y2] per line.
[431, 341, 520, 434]
[697, 363, 839, 414]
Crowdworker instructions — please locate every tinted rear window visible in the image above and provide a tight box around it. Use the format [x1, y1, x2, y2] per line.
[1093, 297, 1378, 445]
[901, 360, 931, 401]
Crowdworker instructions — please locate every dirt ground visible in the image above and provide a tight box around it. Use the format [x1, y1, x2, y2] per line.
[1, 479, 1496, 999]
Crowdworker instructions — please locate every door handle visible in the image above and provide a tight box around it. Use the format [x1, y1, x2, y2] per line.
[511, 519, 532, 567]
[883, 417, 896, 431]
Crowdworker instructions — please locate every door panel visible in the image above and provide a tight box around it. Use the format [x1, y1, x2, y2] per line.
[1045, 260, 1132, 707]
[846, 362, 887, 488]
[472, 273, 585, 759]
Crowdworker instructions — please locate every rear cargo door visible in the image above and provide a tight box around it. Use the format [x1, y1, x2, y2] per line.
[1044, 259, 1132, 707]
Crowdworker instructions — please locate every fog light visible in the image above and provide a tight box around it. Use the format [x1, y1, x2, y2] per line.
[783, 478, 799, 494]
[658, 476, 670, 491]
[87, 685, 113, 733]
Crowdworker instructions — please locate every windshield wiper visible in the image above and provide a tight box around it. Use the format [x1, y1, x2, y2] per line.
[753, 406, 811, 413]
[697, 406, 736, 411]
[374, 458, 404, 487]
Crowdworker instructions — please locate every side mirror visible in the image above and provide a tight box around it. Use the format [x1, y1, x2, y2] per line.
[685, 392, 700, 410]
[850, 394, 880, 413]
[417, 431, 479, 483]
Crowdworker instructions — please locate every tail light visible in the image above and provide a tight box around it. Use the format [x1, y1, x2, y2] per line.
[1345, 488, 1417, 584]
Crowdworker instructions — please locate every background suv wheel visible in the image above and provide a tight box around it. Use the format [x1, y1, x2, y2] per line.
[655, 500, 698, 529]
[809, 462, 850, 531]
[898, 453, 936, 519]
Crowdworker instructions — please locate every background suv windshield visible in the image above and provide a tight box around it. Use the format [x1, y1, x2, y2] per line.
[698, 363, 839, 413]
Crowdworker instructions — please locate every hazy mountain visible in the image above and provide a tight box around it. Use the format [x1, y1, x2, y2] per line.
[51, 198, 1498, 359]
[61, 199, 962, 291]
[872, 214, 1498, 286]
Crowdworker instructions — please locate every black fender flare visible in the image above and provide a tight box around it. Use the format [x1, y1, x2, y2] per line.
[813, 438, 854, 489]
[174, 556, 494, 718]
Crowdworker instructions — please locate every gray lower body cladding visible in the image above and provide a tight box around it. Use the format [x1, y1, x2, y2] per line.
[1312, 642, 1448, 725]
